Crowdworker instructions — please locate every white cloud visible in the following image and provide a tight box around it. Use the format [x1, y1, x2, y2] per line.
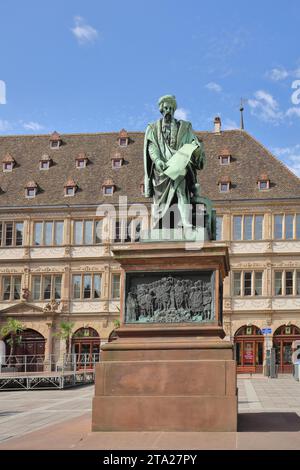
[248, 90, 283, 124]
[0, 119, 11, 131]
[22, 121, 44, 131]
[71, 16, 98, 45]
[223, 119, 238, 130]
[266, 67, 289, 81]
[272, 144, 300, 177]
[205, 82, 222, 93]
[286, 107, 300, 118]
[0, 80, 6, 104]
[266, 66, 300, 81]
[175, 108, 189, 120]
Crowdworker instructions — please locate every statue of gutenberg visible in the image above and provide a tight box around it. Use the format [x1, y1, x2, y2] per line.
[144, 95, 206, 230]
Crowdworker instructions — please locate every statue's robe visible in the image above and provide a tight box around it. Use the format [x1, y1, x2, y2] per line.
[144, 118, 205, 227]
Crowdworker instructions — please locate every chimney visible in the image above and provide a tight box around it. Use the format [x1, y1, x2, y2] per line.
[214, 116, 221, 133]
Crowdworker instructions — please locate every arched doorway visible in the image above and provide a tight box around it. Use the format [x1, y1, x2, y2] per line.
[72, 327, 100, 369]
[4, 329, 45, 372]
[234, 325, 264, 373]
[273, 325, 300, 374]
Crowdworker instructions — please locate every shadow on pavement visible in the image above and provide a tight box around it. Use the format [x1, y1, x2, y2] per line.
[238, 412, 300, 432]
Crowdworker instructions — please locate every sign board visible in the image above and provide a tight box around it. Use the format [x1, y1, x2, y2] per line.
[261, 328, 272, 335]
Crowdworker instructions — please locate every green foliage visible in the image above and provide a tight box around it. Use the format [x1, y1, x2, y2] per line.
[54, 321, 75, 341]
[113, 319, 121, 329]
[0, 318, 25, 356]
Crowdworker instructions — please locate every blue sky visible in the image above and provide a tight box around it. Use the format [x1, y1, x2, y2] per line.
[1, 0, 300, 174]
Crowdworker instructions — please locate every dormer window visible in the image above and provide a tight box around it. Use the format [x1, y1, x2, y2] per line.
[75, 153, 88, 169]
[39, 154, 52, 170]
[25, 181, 37, 198]
[64, 178, 77, 197]
[102, 178, 115, 196]
[111, 154, 124, 169]
[50, 131, 62, 149]
[118, 129, 128, 147]
[2, 153, 15, 172]
[219, 148, 231, 165]
[218, 177, 231, 193]
[258, 174, 270, 190]
[4, 162, 13, 171]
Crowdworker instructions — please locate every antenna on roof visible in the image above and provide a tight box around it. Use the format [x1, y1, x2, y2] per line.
[240, 98, 245, 130]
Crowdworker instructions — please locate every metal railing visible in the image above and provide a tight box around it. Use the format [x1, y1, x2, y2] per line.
[0, 353, 100, 375]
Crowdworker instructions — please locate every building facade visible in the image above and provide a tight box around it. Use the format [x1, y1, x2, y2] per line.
[0, 120, 300, 373]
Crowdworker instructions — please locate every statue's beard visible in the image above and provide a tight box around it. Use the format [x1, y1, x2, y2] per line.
[163, 112, 173, 123]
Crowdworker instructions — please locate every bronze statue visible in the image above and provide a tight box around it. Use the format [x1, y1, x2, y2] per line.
[144, 95, 208, 231]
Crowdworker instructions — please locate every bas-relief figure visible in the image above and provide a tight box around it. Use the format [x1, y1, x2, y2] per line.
[125, 274, 214, 324]
[144, 94, 215, 233]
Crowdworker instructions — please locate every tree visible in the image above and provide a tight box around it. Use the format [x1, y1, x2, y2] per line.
[55, 321, 74, 355]
[0, 318, 25, 357]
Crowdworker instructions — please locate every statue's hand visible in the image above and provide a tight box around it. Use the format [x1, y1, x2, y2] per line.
[155, 159, 165, 172]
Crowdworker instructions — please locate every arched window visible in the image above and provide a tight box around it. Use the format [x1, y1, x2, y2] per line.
[273, 325, 300, 373]
[71, 327, 101, 369]
[234, 324, 263, 373]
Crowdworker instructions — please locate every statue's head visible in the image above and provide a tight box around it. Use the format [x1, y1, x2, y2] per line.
[158, 95, 177, 122]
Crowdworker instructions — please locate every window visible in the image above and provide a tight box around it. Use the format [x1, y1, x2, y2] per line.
[220, 156, 230, 165]
[258, 181, 269, 190]
[273, 270, 300, 296]
[112, 219, 142, 243]
[111, 274, 120, 298]
[50, 140, 60, 149]
[233, 272, 241, 296]
[34, 221, 64, 246]
[1, 275, 21, 301]
[243, 216, 253, 241]
[233, 215, 264, 241]
[254, 215, 263, 240]
[65, 186, 75, 196]
[219, 182, 229, 192]
[3, 162, 13, 172]
[26, 187, 37, 198]
[233, 216, 242, 240]
[273, 214, 300, 240]
[233, 271, 263, 296]
[0, 221, 24, 246]
[275, 272, 282, 296]
[76, 158, 87, 169]
[274, 215, 283, 239]
[285, 215, 294, 240]
[254, 272, 263, 296]
[297, 272, 300, 295]
[244, 272, 252, 296]
[32, 275, 62, 300]
[286, 271, 293, 295]
[104, 186, 114, 195]
[40, 160, 50, 170]
[216, 216, 223, 241]
[112, 158, 123, 169]
[119, 137, 127, 147]
[73, 220, 103, 245]
[72, 273, 102, 300]
[296, 215, 300, 239]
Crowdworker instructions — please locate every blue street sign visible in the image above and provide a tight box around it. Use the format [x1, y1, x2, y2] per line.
[261, 328, 272, 335]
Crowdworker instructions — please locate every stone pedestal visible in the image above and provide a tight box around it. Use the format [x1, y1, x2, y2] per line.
[92, 242, 237, 432]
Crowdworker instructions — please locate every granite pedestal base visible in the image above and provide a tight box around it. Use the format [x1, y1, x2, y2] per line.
[92, 326, 237, 432]
[92, 242, 237, 432]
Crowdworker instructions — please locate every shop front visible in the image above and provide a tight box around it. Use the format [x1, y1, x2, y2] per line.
[234, 325, 264, 373]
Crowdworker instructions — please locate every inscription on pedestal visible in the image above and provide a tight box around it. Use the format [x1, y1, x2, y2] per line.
[125, 271, 215, 324]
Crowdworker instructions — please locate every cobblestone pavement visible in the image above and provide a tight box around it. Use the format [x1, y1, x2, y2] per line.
[238, 375, 300, 413]
[0, 385, 94, 444]
[1, 376, 300, 449]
